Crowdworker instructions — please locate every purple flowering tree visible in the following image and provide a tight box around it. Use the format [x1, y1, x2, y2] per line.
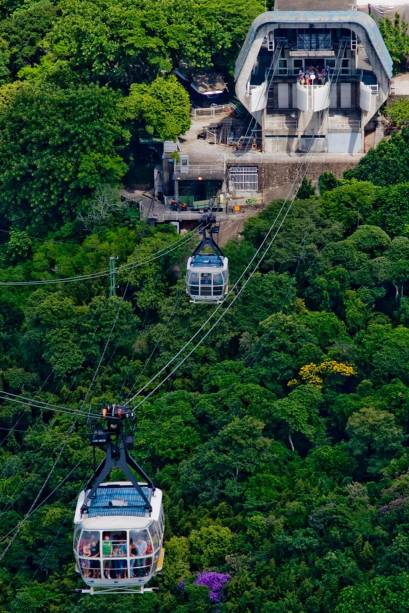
[195, 571, 230, 603]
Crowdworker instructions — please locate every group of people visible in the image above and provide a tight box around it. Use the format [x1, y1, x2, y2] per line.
[79, 532, 153, 580]
[298, 66, 328, 86]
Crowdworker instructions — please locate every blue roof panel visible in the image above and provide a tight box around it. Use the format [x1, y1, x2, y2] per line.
[87, 486, 152, 518]
[191, 255, 223, 267]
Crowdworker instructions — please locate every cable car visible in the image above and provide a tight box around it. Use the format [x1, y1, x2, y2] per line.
[186, 214, 228, 303]
[73, 405, 164, 595]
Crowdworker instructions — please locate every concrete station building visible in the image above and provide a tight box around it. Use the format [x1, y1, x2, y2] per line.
[151, 0, 395, 221]
[235, 0, 392, 155]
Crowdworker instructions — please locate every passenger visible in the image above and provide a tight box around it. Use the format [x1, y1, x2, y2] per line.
[82, 541, 91, 557]
[112, 546, 127, 579]
[135, 536, 148, 577]
[81, 540, 91, 578]
[130, 538, 138, 577]
[145, 540, 153, 576]
[118, 538, 127, 557]
[102, 533, 112, 557]
[89, 538, 100, 578]
[80, 557, 91, 578]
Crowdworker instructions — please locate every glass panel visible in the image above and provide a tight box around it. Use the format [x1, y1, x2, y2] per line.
[101, 531, 128, 580]
[189, 272, 199, 284]
[102, 531, 127, 557]
[201, 273, 212, 285]
[79, 531, 101, 578]
[73, 526, 81, 551]
[297, 31, 331, 50]
[150, 523, 161, 551]
[213, 273, 223, 285]
[129, 529, 153, 578]
[103, 559, 128, 579]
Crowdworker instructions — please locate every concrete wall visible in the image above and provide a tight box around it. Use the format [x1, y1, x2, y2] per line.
[327, 131, 362, 153]
[227, 158, 360, 201]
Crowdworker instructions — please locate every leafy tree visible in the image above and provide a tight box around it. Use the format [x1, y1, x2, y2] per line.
[296, 177, 315, 199]
[269, 384, 325, 450]
[385, 98, 409, 128]
[380, 14, 409, 74]
[0, 0, 57, 77]
[124, 75, 191, 141]
[321, 180, 379, 232]
[188, 524, 233, 568]
[336, 573, 409, 612]
[319, 171, 340, 195]
[346, 129, 409, 186]
[0, 82, 128, 233]
[346, 406, 404, 473]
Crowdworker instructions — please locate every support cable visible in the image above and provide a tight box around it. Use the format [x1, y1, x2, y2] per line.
[0, 231, 194, 287]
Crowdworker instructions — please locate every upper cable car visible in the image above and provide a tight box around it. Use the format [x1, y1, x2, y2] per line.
[186, 214, 228, 303]
[73, 405, 164, 595]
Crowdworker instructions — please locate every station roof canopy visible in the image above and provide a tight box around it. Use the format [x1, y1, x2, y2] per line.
[276, 0, 356, 9]
[235, 10, 393, 81]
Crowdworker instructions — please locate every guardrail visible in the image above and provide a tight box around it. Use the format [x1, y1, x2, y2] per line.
[191, 104, 235, 119]
[329, 120, 361, 131]
[174, 163, 225, 178]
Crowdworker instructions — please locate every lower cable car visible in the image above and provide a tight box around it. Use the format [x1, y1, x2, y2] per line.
[73, 405, 164, 595]
[186, 214, 229, 303]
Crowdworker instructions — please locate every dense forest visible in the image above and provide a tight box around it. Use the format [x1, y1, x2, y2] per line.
[2, 0, 409, 612]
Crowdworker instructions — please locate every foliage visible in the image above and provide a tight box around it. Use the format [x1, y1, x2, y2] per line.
[0, 82, 128, 234]
[318, 171, 340, 195]
[346, 128, 409, 186]
[124, 76, 191, 141]
[296, 177, 315, 199]
[2, 3, 409, 611]
[195, 571, 230, 603]
[385, 98, 409, 128]
[380, 14, 409, 74]
[3, 172, 409, 609]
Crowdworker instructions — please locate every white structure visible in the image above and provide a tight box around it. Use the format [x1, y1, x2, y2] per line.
[73, 481, 164, 594]
[235, 8, 393, 154]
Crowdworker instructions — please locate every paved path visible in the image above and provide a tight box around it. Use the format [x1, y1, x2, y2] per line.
[391, 73, 409, 97]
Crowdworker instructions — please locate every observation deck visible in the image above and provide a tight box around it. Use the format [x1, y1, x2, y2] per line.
[296, 81, 330, 112]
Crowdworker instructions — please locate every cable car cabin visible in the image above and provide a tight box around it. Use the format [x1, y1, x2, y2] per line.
[186, 253, 228, 303]
[74, 481, 164, 593]
[187, 214, 229, 303]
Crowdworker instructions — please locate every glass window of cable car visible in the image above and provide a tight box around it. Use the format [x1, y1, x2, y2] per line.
[74, 483, 164, 590]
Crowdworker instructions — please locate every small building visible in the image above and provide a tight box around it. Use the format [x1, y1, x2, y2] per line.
[235, 1, 392, 154]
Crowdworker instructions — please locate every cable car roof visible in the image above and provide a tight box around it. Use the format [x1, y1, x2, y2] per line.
[190, 254, 224, 268]
[87, 485, 152, 518]
[74, 482, 162, 525]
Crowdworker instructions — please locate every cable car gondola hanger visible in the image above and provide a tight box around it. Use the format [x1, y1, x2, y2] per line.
[74, 405, 164, 595]
[186, 213, 229, 303]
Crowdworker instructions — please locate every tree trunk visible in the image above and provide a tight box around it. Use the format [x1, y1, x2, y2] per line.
[288, 432, 295, 452]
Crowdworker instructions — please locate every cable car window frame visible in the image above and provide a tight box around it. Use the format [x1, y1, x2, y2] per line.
[129, 528, 154, 579]
[78, 530, 102, 579]
[76, 527, 160, 583]
[150, 522, 161, 551]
